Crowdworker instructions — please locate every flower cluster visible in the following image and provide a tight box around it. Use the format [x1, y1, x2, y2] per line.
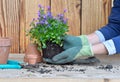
[27, 5, 69, 49]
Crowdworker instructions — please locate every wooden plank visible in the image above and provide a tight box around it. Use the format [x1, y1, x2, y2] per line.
[0, 0, 6, 37]
[51, 0, 81, 35]
[108, 79, 120, 82]
[0, 0, 20, 53]
[0, 79, 104, 82]
[81, 0, 112, 34]
[19, 0, 26, 53]
[20, 0, 50, 53]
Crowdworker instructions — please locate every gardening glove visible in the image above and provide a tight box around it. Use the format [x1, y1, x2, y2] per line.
[63, 35, 89, 49]
[0, 60, 21, 69]
[72, 57, 100, 65]
[44, 35, 94, 64]
[44, 56, 100, 65]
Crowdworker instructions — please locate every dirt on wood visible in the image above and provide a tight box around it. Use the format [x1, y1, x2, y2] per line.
[21, 63, 120, 77]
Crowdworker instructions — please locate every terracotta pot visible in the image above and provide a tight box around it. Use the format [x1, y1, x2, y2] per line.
[24, 55, 42, 65]
[24, 43, 42, 64]
[0, 38, 11, 64]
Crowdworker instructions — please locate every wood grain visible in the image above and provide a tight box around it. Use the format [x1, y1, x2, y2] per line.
[51, 0, 81, 36]
[0, 0, 20, 53]
[108, 80, 120, 82]
[19, 0, 25, 53]
[81, 0, 112, 34]
[1, 78, 120, 82]
[0, 78, 104, 82]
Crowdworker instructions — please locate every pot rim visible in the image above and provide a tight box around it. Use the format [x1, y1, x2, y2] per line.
[0, 37, 11, 46]
[25, 55, 42, 58]
[0, 37, 11, 39]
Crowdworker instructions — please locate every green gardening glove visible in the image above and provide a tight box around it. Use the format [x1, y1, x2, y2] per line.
[44, 35, 94, 64]
[63, 35, 89, 49]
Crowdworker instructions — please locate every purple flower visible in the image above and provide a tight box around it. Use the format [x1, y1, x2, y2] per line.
[36, 22, 40, 25]
[45, 21, 48, 24]
[63, 18, 68, 24]
[47, 12, 53, 18]
[38, 19, 48, 25]
[38, 4, 42, 8]
[57, 14, 64, 18]
[38, 11, 41, 17]
[53, 17, 57, 20]
[43, 15, 47, 19]
[47, 6, 51, 11]
[60, 14, 64, 17]
[64, 9, 67, 13]
[40, 21, 45, 24]
[57, 14, 64, 22]
[32, 18, 35, 21]
[37, 17, 40, 20]
[38, 4, 44, 10]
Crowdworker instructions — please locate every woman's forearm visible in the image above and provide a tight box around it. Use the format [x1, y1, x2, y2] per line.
[92, 43, 108, 56]
[87, 33, 101, 45]
[87, 33, 108, 55]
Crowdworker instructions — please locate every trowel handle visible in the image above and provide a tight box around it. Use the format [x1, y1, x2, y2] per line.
[0, 64, 21, 69]
[7, 60, 20, 65]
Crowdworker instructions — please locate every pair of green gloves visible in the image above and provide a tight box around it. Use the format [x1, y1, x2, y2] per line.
[44, 35, 95, 64]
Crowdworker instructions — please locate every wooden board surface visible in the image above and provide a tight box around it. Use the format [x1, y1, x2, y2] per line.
[51, 0, 81, 35]
[1, 53, 120, 81]
[81, 0, 112, 34]
[0, 53, 118, 81]
[0, 0, 20, 53]
[0, 79, 120, 82]
[0, 79, 105, 82]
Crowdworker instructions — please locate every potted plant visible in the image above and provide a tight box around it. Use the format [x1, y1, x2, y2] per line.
[27, 5, 69, 59]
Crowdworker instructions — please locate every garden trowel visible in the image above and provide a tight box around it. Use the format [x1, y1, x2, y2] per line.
[0, 60, 22, 69]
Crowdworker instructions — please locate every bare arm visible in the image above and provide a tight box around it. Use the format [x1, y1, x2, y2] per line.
[87, 33, 101, 45]
[92, 43, 108, 56]
[87, 33, 108, 56]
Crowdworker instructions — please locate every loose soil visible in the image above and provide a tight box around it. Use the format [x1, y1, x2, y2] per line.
[21, 63, 120, 76]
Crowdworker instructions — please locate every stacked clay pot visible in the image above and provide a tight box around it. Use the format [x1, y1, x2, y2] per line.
[0, 38, 11, 64]
[24, 43, 42, 65]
